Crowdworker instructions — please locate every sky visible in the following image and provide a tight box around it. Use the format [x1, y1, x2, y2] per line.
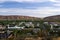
[0, 0, 60, 18]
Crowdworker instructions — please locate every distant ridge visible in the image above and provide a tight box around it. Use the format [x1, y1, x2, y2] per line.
[44, 15, 60, 22]
[0, 15, 41, 21]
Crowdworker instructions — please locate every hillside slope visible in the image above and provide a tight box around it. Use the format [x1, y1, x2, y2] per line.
[0, 15, 41, 21]
[44, 15, 60, 22]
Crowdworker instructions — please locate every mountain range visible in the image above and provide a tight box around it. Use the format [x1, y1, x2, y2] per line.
[0, 15, 41, 21]
[0, 15, 60, 22]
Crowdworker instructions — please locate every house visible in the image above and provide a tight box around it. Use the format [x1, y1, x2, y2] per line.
[0, 30, 13, 39]
[25, 22, 34, 28]
[33, 28, 40, 33]
[0, 25, 6, 30]
[7, 24, 25, 30]
[44, 22, 49, 25]
[47, 22, 60, 36]
[48, 22, 60, 29]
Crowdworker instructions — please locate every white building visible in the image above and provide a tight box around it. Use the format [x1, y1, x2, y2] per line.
[7, 25, 24, 30]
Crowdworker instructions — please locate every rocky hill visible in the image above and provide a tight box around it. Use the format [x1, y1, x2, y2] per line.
[44, 15, 60, 22]
[0, 15, 41, 21]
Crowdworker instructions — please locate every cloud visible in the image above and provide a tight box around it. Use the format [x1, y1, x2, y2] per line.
[0, 0, 51, 3]
[0, 0, 59, 18]
[0, 7, 60, 17]
[0, 0, 59, 17]
[0, 5, 3, 7]
[49, 0, 60, 7]
[50, 0, 60, 2]
[0, 1, 54, 9]
[53, 3, 60, 7]
[13, 0, 49, 2]
[53, 3, 60, 6]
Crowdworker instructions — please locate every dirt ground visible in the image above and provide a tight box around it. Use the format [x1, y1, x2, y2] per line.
[52, 37, 60, 40]
[1, 37, 60, 40]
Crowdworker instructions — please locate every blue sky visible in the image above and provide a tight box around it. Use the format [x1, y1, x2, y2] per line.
[0, 0, 60, 18]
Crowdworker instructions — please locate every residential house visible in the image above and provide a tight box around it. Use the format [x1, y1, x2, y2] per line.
[7, 24, 24, 30]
